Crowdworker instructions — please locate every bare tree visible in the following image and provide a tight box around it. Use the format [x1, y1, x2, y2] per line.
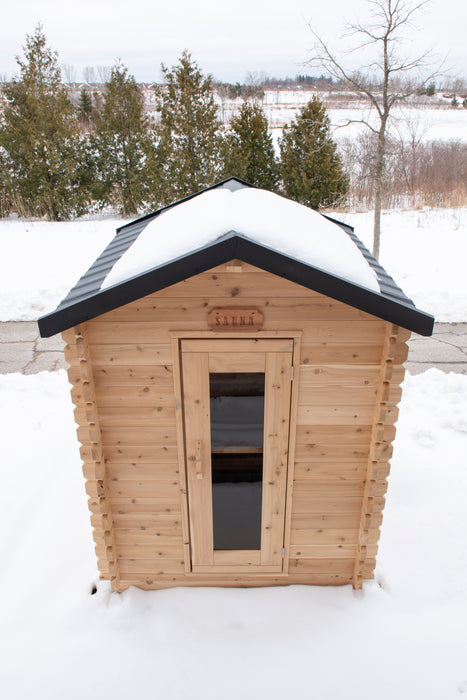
[244, 71, 268, 100]
[62, 63, 77, 84]
[97, 65, 111, 84]
[244, 70, 269, 87]
[83, 66, 96, 84]
[440, 76, 467, 93]
[393, 112, 430, 199]
[307, 0, 438, 259]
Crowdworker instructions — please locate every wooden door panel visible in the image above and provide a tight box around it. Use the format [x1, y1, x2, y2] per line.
[182, 351, 213, 566]
[181, 338, 293, 353]
[181, 339, 293, 573]
[261, 351, 293, 566]
[209, 352, 266, 373]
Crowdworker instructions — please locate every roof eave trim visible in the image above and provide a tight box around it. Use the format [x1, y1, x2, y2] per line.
[38, 233, 434, 338]
[38, 235, 238, 337]
[234, 236, 434, 335]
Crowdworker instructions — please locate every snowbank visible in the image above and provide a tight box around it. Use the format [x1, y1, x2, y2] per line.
[0, 369, 466, 699]
[0, 218, 121, 321]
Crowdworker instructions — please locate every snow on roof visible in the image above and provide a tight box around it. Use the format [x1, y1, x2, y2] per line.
[101, 187, 380, 293]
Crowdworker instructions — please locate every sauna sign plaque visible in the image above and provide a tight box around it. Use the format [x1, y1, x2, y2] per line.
[208, 308, 264, 331]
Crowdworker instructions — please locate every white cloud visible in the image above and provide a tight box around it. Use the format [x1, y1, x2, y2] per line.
[0, 0, 465, 81]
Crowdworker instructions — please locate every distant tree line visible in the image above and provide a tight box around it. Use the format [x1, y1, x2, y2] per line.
[0, 25, 348, 220]
[215, 81, 265, 101]
[214, 73, 337, 97]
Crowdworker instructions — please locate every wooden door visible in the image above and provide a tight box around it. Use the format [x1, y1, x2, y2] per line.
[180, 338, 294, 574]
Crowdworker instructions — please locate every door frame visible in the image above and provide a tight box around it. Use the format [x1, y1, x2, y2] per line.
[171, 331, 301, 576]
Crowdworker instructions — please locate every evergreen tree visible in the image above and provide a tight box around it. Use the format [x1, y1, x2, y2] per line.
[91, 62, 154, 216]
[0, 25, 88, 220]
[279, 97, 348, 209]
[153, 51, 223, 206]
[77, 87, 93, 127]
[223, 101, 279, 189]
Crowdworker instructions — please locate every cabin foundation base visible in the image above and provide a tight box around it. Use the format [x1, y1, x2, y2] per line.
[112, 575, 355, 593]
[105, 569, 375, 592]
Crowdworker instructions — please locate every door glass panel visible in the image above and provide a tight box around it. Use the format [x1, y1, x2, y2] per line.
[209, 373, 264, 550]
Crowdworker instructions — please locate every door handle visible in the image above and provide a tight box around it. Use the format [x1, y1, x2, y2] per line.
[195, 440, 203, 479]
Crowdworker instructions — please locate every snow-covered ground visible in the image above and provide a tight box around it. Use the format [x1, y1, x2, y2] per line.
[344, 207, 467, 323]
[1, 206, 465, 323]
[327, 106, 467, 143]
[1, 202, 466, 697]
[0, 217, 122, 322]
[217, 90, 467, 142]
[0, 368, 466, 699]
[268, 106, 467, 143]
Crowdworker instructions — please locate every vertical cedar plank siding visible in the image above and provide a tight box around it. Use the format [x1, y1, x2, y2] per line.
[62, 263, 409, 591]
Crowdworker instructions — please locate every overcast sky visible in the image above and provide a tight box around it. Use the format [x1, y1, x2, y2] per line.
[1, 0, 466, 83]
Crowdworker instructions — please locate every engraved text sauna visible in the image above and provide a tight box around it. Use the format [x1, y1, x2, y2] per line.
[208, 308, 264, 330]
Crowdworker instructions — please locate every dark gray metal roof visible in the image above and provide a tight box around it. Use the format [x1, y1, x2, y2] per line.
[38, 178, 434, 337]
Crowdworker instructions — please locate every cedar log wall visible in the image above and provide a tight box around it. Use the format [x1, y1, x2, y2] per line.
[62, 262, 410, 592]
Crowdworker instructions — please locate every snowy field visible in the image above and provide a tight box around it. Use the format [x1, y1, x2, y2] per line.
[1, 205, 466, 323]
[327, 106, 467, 143]
[0, 368, 466, 699]
[217, 90, 467, 142]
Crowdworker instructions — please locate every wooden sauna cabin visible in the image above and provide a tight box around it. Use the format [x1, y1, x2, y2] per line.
[38, 178, 434, 592]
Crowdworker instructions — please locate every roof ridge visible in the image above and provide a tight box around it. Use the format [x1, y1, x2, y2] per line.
[116, 177, 254, 235]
